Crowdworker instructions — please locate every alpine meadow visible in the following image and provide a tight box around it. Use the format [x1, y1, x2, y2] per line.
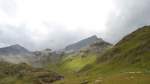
[0, 0, 150, 84]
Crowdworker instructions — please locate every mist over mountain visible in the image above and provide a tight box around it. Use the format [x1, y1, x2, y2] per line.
[0, 0, 150, 50]
[0, 44, 35, 64]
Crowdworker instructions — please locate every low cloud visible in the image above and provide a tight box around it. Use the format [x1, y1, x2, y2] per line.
[0, 0, 16, 16]
[104, 0, 150, 43]
[0, 23, 92, 50]
[0, 0, 150, 50]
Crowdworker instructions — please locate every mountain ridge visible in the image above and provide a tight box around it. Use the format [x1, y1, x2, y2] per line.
[98, 26, 150, 66]
[0, 44, 31, 55]
[64, 35, 111, 53]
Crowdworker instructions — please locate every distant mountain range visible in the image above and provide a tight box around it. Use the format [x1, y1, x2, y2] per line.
[0, 44, 35, 64]
[0, 35, 112, 65]
[0, 44, 31, 56]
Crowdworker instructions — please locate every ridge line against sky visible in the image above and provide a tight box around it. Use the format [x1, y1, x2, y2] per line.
[0, 0, 150, 50]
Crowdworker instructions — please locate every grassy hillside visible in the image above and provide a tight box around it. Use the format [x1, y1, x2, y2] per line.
[0, 26, 149, 84]
[98, 26, 150, 69]
[0, 61, 63, 84]
[58, 52, 97, 72]
[52, 26, 150, 84]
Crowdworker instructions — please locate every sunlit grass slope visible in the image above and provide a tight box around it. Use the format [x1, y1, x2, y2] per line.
[57, 52, 97, 72]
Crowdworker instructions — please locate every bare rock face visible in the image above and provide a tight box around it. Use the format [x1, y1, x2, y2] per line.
[32, 49, 62, 67]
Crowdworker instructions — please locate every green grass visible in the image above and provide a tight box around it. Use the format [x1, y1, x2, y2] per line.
[0, 62, 62, 84]
[52, 26, 150, 84]
[53, 61, 150, 84]
[0, 26, 149, 84]
[58, 53, 97, 72]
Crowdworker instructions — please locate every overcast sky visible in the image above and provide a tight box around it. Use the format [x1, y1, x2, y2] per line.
[0, 0, 150, 50]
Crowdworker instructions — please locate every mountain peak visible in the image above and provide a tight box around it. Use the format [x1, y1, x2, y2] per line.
[86, 35, 98, 40]
[90, 35, 98, 38]
[0, 44, 30, 55]
[65, 35, 109, 53]
[88, 35, 103, 41]
[11, 44, 23, 48]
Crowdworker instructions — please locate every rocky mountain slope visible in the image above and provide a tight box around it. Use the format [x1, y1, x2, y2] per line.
[0, 44, 31, 55]
[0, 44, 35, 64]
[65, 35, 110, 53]
[32, 49, 62, 67]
